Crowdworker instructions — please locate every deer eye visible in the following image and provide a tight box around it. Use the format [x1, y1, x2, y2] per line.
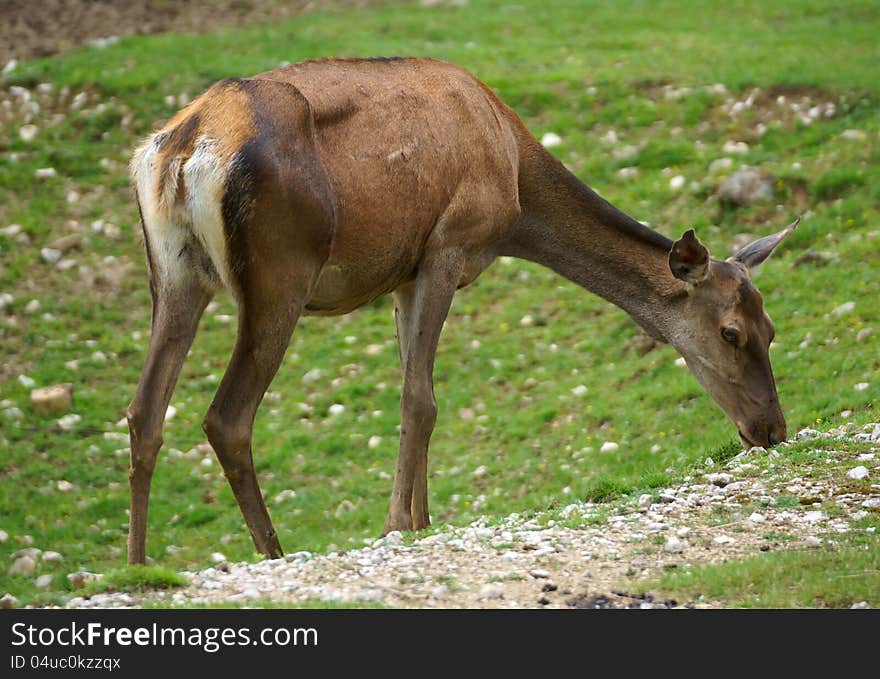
[721, 327, 740, 344]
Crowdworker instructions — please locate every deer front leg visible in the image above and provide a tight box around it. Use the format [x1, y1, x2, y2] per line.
[384, 251, 464, 534]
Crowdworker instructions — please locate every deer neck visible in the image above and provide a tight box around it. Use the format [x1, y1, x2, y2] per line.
[501, 143, 687, 342]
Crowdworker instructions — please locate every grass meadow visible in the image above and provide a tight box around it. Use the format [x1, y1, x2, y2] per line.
[0, 0, 877, 606]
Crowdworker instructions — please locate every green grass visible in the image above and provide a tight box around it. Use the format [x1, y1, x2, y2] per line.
[80, 566, 187, 597]
[648, 541, 880, 608]
[1, 0, 878, 606]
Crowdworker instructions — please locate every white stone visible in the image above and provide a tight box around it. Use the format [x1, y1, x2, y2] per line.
[854, 383, 869, 392]
[722, 140, 749, 154]
[302, 368, 323, 384]
[571, 385, 588, 397]
[57, 480, 74, 492]
[35, 574, 53, 588]
[709, 157, 734, 173]
[804, 536, 822, 548]
[480, 584, 503, 599]
[41, 550, 62, 563]
[520, 314, 534, 326]
[846, 466, 869, 480]
[832, 301, 855, 316]
[9, 555, 36, 576]
[35, 167, 57, 179]
[364, 344, 383, 356]
[164, 405, 177, 421]
[669, 175, 686, 190]
[55, 414, 81, 431]
[41, 248, 63, 264]
[273, 489, 297, 503]
[210, 552, 227, 564]
[19, 124, 37, 142]
[600, 441, 619, 453]
[328, 403, 345, 416]
[748, 512, 766, 523]
[663, 537, 687, 553]
[368, 435, 382, 449]
[802, 511, 825, 523]
[840, 129, 867, 141]
[713, 535, 736, 545]
[540, 132, 562, 148]
[637, 493, 653, 510]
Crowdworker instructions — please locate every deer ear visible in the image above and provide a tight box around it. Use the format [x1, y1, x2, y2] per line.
[669, 229, 710, 285]
[731, 218, 799, 270]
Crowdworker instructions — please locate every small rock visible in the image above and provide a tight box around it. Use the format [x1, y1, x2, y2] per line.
[529, 569, 550, 579]
[709, 157, 734, 173]
[368, 435, 382, 449]
[538, 596, 551, 605]
[840, 129, 867, 141]
[35, 167, 57, 180]
[663, 537, 687, 553]
[40, 247, 64, 266]
[795, 428, 820, 440]
[210, 552, 227, 564]
[0, 594, 18, 609]
[846, 466, 869, 480]
[804, 536, 822, 548]
[718, 166, 774, 206]
[57, 480, 74, 492]
[56, 413, 81, 431]
[832, 301, 855, 316]
[30, 383, 74, 415]
[571, 385, 588, 397]
[854, 383, 869, 392]
[856, 328, 873, 342]
[334, 499, 356, 517]
[363, 344, 383, 357]
[669, 175, 686, 190]
[48, 233, 81, 253]
[722, 140, 749, 155]
[328, 403, 345, 416]
[713, 535, 736, 545]
[850, 601, 870, 609]
[480, 584, 503, 600]
[273, 489, 297, 503]
[9, 555, 36, 576]
[35, 574, 53, 589]
[748, 512, 766, 523]
[541, 582, 558, 592]
[19, 124, 37, 142]
[706, 472, 734, 487]
[541, 132, 562, 148]
[41, 551, 62, 563]
[0, 530, 7, 543]
[67, 571, 101, 588]
[302, 368, 323, 384]
[802, 511, 825, 523]
[637, 493, 653, 510]
[600, 441, 619, 453]
[17, 374, 36, 388]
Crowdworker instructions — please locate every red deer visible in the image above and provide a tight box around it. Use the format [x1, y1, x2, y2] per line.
[127, 58, 796, 563]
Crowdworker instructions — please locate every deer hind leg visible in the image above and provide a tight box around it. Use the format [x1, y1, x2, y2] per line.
[202, 289, 305, 559]
[127, 276, 212, 565]
[384, 251, 465, 534]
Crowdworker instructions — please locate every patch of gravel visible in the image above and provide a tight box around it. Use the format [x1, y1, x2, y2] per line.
[54, 422, 879, 609]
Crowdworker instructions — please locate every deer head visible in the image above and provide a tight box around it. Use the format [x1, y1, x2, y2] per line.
[667, 219, 798, 448]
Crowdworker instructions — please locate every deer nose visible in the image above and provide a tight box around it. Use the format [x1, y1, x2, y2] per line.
[768, 431, 780, 446]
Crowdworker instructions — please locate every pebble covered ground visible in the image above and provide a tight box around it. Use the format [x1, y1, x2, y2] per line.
[33, 423, 876, 610]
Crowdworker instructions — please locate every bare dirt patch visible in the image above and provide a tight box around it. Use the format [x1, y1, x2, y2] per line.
[0, 0, 400, 64]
